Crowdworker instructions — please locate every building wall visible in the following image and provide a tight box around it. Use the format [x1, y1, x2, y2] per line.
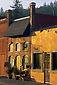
[31, 28, 57, 52]
[50, 73, 57, 84]
[31, 27, 57, 84]
[0, 37, 8, 53]
[31, 71, 44, 83]
[0, 19, 8, 37]
[0, 54, 7, 75]
[8, 37, 31, 69]
[0, 19, 8, 75]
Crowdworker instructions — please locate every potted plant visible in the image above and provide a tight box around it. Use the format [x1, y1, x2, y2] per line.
[6, 66, 14, 79]
[13, 66, 20, 80]
[4, 62, 8, 67]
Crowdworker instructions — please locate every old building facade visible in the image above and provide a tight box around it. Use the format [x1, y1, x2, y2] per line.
[4, 2, 57, 84]
[30, 2, 57, 85]
[0, 17, 8, 76]
[4, 16, 31, 71]
[8, 37, 31, 70]
[0, 10, 12, 76]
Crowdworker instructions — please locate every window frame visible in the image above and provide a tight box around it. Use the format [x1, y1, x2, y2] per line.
[51, 52, 57, 71]
[32, 51, 43, 72]
[23, 55, 28, 69]
[9, 56, 13, 67]
[16, 43, 20, 52]
[16, 55, 20, 70]
[23, 42, 28, 51]
[9, 42, 13, 52]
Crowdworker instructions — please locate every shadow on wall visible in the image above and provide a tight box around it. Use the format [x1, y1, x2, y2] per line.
[0, 76, 8, 78]
[31, 77, 36, 82]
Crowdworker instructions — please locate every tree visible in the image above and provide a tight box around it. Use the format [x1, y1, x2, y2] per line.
[10, 0, 23, 19]
[43, 2, 47, 7]
[54, 0, 57, 8]
[50, 2, 53, 8]
[1, 7, 3, 13]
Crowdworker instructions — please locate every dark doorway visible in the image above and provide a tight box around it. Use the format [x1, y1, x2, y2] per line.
[44, 53, 50, 83]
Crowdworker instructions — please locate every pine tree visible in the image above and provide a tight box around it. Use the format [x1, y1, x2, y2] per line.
[10, 0, 23, 19]
[1, 7, 3, 13]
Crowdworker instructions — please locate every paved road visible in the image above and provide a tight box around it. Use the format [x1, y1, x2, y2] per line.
[0, 76, 50, 85]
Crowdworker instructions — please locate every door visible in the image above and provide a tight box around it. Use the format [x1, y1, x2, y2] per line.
[44, 53, 50, 83]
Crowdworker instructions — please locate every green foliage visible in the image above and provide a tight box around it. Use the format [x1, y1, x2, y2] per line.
[6, 67, 14, 75]
[13, 66, 20, 75]
[10, 0, 23, 19]
[1, 1, 57, 18]
[36, 1, 57, 16]
[1, 7, 4, 13]
[0, 12, 7, 17]
[4, 62, 8, 67]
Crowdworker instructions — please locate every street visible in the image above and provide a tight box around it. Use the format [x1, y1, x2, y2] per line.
[0, 76, 50, 85]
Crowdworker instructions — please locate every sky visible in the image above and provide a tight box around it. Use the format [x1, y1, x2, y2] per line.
[0, 0, 56, 11]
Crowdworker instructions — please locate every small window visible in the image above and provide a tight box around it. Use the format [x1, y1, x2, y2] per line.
[16, 56, 20, 70]
[16, 43, 20, 51]
[23, 55, 28, 69]
[9, 56, 13, 67]
[23, 42, 28, 51]
[9, 42, 13, 52]
[33, 53, 43, 69]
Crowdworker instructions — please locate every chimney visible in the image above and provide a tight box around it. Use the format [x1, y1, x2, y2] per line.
[30, 2, 36, 29]
[6, 10, 12, 26]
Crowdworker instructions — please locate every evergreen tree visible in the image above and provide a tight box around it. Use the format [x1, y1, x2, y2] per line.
[10, 0, 23, 19]
[1, 7, 4, 13]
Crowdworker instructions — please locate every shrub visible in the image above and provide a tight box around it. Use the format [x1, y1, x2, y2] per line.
[6, 67, 14, 75]
[13, 66, 20, 75]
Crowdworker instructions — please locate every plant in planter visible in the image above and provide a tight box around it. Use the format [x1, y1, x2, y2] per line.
[4, 62, 8, 67]
[6, 66, 14, 79]
[13, 66, 20, 80]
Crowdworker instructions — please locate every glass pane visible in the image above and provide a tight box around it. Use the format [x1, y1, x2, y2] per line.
[10, 44, 13, 52]
[17, 43, 20, 51]
[10, 56, 13, 67]
[33, 53, 42, 69]
[16, 56, 20, 70]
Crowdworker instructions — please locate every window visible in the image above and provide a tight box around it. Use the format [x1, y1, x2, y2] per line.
[16, 43, 20, 51]
[9, 56, 13, 67]
[33, 53, 43, 69]
[9, 42, 13, 52]
[23, 55, 28, 69]
[23, 42, 28, 51]
[52, 52, 57, 70]
[16, 56, 20, 70]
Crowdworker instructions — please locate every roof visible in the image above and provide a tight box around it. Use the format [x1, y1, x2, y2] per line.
[33, 13, 57, 29]
[0, 16, 6, 19]
[3, 16, 30, 37]
[3, 13, 57, 37]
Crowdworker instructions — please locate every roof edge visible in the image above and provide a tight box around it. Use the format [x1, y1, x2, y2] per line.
[32, 25, 57, 32]
[0, 18, 6, 21]
[14, 16, 30, 22]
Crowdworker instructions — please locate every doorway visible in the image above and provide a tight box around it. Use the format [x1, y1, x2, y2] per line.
[44, 53, 50, 83]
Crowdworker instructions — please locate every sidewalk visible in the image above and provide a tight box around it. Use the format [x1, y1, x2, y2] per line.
[0, 76, 50, 85]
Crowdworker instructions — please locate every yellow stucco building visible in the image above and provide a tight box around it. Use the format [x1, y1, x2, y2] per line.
[30, 2, 57, 84]
[31, 27, 57, 84]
